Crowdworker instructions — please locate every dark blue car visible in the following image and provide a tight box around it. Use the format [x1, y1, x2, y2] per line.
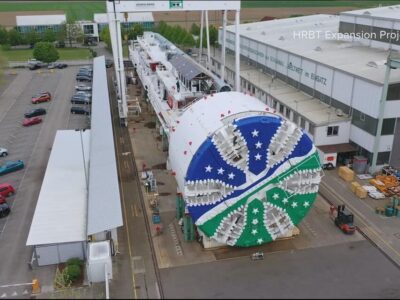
[0, 160, 24, 176]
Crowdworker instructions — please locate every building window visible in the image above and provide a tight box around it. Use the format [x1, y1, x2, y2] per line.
[377, 151, 391, 165]
[83, 24, 94, 35]
[381, 118, 396, 135]
[360, 113, 365, 121]
[279, 103, 284, 114]
[300, 118, 306, 129]
[285, 107, 291, 119]
[273, 99, 277, 109]
[309, 123, 315, 135]
[327, 126, 339, 136]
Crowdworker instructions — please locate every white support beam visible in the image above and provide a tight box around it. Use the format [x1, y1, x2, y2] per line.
[205, 11, 211, 69]
[108, 9, 128, 126]
[235, 9, 240, 92]
[221, 9, 227, 81]
[199, 10, 204, 64]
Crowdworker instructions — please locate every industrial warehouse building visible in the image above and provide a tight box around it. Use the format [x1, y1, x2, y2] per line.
[26, 56, 123, 266]
[16, 14, 66, 34]
[212, 5, 400, 172]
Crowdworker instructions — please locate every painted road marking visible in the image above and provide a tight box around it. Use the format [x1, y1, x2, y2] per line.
[0, 293, 6, 298]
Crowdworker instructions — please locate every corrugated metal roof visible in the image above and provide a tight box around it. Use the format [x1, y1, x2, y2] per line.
[26, 130, 90, 246]
[16, 14, 66, 26]
[169, 54, 206, 82]
[94, 12, 154, 24]
[87, 56, 123, 236]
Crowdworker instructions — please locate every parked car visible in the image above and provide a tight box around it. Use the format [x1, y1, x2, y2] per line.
[47, 63, 57, 69]
[105, 58, 114, 68]
[24, 108, 46, 118]
[0, 195, 6, 204]
[76, 74, 92, 82]
[0, 160, 24, 176]
[29, 64, 41, 71]
[75, 91, 92, 98]
[56, 63, 68, 69]
[32, 92, 51, 104]
[75, 84, 92, 91]
[23, 117, 42, 127]
[0, 202, 10, 218]
[71, 97, 91, 105]
[0, 183, 15, 197]
[0, 147, 7, 157]
[71, 107, 90, 115]
[77, 71, 92, 78]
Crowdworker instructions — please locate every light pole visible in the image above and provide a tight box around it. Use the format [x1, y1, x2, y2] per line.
[370, 53, 400, 173]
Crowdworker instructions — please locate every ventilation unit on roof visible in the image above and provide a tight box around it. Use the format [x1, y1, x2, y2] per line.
[336, 109, 344, 117]
[246, 27, 251, 31]
[279, 36, 285, 41]
[389, 6, 394, 9]
[314, 46, 322, 52]
[367, 61, 378, 68]
[363, 11, 371, 15]
[261, 31, 266, 35]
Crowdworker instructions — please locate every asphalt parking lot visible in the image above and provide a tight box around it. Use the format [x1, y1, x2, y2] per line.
[0, 66, 91, 292]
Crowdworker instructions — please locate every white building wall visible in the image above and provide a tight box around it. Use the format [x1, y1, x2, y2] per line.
[350, 125, 375, 152]
[384, 100, 400, 118]
[332, 71, 354, 106]
[352, 79, 382, 118]
[313, 121, 351, 146]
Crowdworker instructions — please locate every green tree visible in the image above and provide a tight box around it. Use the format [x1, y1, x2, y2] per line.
[65, 18, 84, 47]
[132, 24, 143, 40]
[208, 25, 218, 46]
[43, 28, 56, 43]
[8, 28, 22, 46]
[190, 23, 200, 36]
[33, 42, 59, 63]
[100, 27, 111, 50]
[0, 26, 8, 44]
[57, 22, 67, 44]
[26, 29, 39, 46]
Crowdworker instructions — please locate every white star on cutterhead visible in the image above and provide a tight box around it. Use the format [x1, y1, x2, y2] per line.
[291, 202, 298, 208]
[251, 129, 259, 137]
[282, 198, 289, 205]
[255, 141, 262, 149]
[303, 201, 310, 208]
[217, 167, 225, 175]
[205, 165, 212, 172]
[252, 219, 259, 225]
[252, 208, 259, 214]
[255, 153, 262, 160]
[257, 238, 263, 244]
[272, 193, 279, 200]
[251, 229, 258, 235]
[228, 172, 235, 180]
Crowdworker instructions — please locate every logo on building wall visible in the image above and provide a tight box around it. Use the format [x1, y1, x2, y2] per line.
[169, 0, 183, 9]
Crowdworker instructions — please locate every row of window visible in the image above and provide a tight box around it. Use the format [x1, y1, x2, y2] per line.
[18, 25, 63, 34]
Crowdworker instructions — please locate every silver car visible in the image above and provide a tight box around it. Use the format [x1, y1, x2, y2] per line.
[75, 84, 92, 91]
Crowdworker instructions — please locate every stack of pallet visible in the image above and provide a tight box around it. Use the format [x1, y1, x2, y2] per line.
[350, 181, 367, 199]
[339, 166, 355, 182]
